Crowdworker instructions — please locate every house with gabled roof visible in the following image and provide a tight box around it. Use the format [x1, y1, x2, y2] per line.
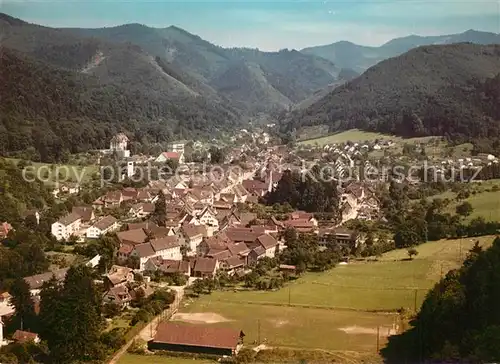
[232, 183, 249, 203]
[150, 237, 182, 260]
[129, 236, 182, 271]
[181, 224, 205, 255]
[247, 234, 280, 265]
[197, 206, 219, 230]
[72, 206, 95, 223]
[283, 219, 318, 234]
[192, 257, 219, 278]
[197, 234, 230, 256]
[116, 228, 148, 246]
[105, 265, 134, 289]
[145, 258, 191, 276]
[86, 215, 119, 239]
[24, 268, 68, 296]
[242, 179, 269, 197]
[122, 187, 138, 200]
[0, 222, 13, 240]
[104, 191, 123, 208]
[51, 213, 82, 241]
[155, 151, 185, 165]
[223, 256, 245, 275]
[167, 176, 188, 190]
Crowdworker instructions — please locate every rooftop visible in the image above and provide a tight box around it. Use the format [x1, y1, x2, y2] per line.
[153, 322, 240, 350]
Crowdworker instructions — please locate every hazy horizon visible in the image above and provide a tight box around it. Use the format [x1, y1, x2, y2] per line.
[2, 0, 499, 50]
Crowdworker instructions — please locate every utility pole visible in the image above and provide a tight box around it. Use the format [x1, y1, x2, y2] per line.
[414, 289, 418, 313]
[459, 238, 462, 260]
[257, 319, 261, 344]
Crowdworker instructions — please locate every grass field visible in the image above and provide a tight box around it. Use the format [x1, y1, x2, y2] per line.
[6, 158, 99, 185]
[172, 235, 496, 354]
[179, 300, 396, 352]
[429, 180, 500, 222]
[298, 129, 440, 150]
[461, 192, 500, 222]
[118, 354, 215, 364]
[299, 130, 392, 146]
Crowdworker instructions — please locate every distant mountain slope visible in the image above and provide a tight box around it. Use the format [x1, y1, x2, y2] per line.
[64, 22, 340, 111]
[301, 30, 500, 72]
[285, 44, 500, 140]
[211, 60, 292, 113]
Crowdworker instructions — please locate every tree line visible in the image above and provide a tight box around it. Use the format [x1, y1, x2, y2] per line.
[382, 237, 500, 362]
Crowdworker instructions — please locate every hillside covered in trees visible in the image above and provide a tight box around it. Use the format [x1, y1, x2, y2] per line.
[382, 236, 500, 362]
[284, 44, 500, 142]
[0, 46, 240, 162]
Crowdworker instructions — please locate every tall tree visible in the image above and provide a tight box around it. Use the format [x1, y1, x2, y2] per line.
[456, 201, 474, 218]
[152, 190, 166, 226]
[382, 237, 500, 362]
[8, 278, 36, 332]
[39, 266, 104, 363]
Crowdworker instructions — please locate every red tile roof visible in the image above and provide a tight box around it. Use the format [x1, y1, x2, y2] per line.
[153, 323, 240, 350]
[12, 330, 39, 343]
[256, 234, 278, 249]
[117, 229, 148, 245]
[162, 152, 181, 159]
[0, 222, 13, 238]
[193, 257, 217, 273]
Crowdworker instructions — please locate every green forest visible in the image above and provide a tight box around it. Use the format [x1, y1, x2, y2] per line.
[382, 237, 500, 362]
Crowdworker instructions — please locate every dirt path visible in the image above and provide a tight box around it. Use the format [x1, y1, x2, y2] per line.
[107, 286, 184, 364]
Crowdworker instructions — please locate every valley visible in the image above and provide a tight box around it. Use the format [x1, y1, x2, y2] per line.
[1, 7, 500, 364]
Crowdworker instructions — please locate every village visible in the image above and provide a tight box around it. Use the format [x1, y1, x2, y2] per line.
[1, 129, 499, 362]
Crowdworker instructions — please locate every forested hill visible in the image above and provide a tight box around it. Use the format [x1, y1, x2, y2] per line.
[0, 47, 239, 162]
[284, 43, 500, 141]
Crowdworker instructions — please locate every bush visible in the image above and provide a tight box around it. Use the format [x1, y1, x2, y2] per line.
[152, 289, 175, 304]
[103, 302, 121, 318]
[127, 339, 146, 354]
[235, 348, 256, 363]
[130, 309, 151, 326]
[101, 328, 126, 350]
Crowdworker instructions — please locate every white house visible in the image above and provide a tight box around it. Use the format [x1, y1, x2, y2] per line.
[86, 215, 119, 239]
[197, 206, 219, 230]
[109, 133, 130, 158]
[131, 237, 182, 271]
[181, 224, 205, 256]
[51, 212, 82, 241]
[155, 151, 185, 165]
[167, 140, 186, 154]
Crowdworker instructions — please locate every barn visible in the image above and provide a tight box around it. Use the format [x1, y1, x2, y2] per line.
[148, 322, 242, 356]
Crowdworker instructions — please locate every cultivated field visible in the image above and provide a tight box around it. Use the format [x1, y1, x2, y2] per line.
[6, 158, 99, 185]
[299, 129, 392, 146]
[173, 235, 497, 355]
[178, 300, 396, 352]
[298, 129, 438, 148]
[430, 180, 500, 222]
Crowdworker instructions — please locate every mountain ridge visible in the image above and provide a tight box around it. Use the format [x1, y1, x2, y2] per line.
[285, 43, 500, 141]
[301, 29, 500, 72]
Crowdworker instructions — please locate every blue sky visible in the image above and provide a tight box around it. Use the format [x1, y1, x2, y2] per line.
[2, 0, 499, 50]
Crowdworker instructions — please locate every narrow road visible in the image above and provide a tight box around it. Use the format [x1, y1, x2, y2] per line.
[108, 286, 185, 364]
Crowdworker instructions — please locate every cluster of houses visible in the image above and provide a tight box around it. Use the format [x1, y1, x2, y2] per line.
[338, 181, 382, 223]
